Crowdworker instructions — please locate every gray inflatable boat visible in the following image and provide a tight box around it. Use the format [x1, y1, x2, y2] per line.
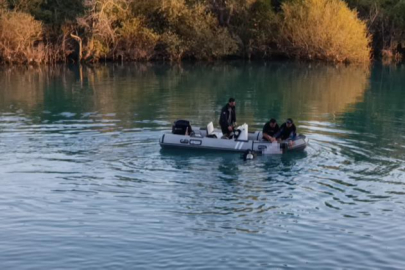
[159, 122, 307, 154]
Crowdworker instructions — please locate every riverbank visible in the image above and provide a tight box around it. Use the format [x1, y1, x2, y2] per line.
[0, 0, 389, 65]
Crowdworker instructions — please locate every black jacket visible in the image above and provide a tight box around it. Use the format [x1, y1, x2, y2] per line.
[275, 123, 297, 140]
[219, 104, 236, 129]
[262, 122, 280, 137]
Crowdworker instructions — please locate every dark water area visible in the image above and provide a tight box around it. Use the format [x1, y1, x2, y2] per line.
[0, 62, 404, 269]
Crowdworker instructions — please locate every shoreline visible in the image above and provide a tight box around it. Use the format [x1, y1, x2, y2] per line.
[0, 58, 396, 68]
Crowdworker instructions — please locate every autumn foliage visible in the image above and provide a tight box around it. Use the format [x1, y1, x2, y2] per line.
[279, 0, 371, 63]
[0, 0, 377, 64]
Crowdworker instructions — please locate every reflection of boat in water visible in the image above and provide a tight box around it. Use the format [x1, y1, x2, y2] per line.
[159, 122, 307, 154]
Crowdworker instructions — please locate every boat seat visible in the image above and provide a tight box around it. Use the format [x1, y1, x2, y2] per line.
[235, 123, 248, 141]
[206, 122, 222, 139]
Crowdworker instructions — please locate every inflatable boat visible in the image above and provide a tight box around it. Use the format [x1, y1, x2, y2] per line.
[159, 121, 307, 155]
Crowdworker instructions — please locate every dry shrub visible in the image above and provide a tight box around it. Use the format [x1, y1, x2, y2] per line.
[0, 11, 44, 63]
[75, 0, 126, 61]
[279, 0, 371, 63]
[0, 0, 6, 11]
[381, 43, 405, 65]
[73, 0, 159, 62]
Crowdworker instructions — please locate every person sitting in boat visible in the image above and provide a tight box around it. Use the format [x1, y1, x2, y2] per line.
[275, 118, 297, 143]
[262, 118, 280, 142]
[219, 97, 236, 138]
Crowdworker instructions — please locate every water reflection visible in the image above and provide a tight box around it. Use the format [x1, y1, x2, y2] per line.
[340, 64, 405, 160]
[0, 63, 370, 129]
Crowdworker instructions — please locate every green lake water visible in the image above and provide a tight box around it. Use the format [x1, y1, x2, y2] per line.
[0, 62, 404, 269]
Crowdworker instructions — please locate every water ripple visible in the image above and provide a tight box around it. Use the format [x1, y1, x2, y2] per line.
[1, 63, 405, 269]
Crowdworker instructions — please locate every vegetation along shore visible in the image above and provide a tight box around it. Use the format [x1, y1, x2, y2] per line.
[0, 0, 404, 65]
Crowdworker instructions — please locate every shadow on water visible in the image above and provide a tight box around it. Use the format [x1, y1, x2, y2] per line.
[160, 146, 308, 176]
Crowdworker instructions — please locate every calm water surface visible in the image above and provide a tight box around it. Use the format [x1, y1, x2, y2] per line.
[0, 63, 404, 269]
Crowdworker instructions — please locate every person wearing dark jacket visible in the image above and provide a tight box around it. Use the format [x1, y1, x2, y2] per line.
[275, 118, 297, 141]
[219, 98, 236, 137]
[262, 118, 280, 142]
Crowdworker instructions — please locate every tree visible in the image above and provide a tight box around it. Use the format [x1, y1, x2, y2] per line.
[345, 0, 405, 61]
[6, 0, 84, 28]
[227, 0, 278, 59]
[159, 0, 237, 61]
[71, 0, 158, 62]
[279, 0, 371, 63]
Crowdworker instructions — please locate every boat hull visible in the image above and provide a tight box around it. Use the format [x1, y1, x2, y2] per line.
[159, 132, 307, 154]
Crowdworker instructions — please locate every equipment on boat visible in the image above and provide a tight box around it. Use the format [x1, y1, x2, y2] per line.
[172, 120, 193, 135]
[242, 150, 257, 160]
[160, 121, 308, 155]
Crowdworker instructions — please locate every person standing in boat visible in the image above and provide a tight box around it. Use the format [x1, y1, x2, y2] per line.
[219, 98, 236, 138]
[262, 118, 280, 142]
[275, 118, 297, 142]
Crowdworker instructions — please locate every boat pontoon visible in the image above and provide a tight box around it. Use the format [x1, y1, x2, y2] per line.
[159, 121, 307, 155]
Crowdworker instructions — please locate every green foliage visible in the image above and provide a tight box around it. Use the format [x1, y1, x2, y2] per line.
[160, 32, 187, 61]
[7, 0, 84, 24]
[117, 17, 159, 60]
[6, 0, 42, 13]
[279, 0, 371, 63]
[228, 0, 278, 58]
[159, 0, 237, 60]
[35, 0, 84, 27]
[345, 0, 405, 61]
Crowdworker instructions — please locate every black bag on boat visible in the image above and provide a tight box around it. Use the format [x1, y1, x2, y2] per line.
[172, 120, 193, 135]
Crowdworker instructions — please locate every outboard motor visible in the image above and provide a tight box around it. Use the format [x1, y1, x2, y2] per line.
[172, 120, 193, 135]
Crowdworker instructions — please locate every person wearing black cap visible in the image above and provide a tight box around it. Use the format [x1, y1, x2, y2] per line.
[219, 98, 236, 138]
[262, 118, 280, 142]
[275, 118, 297, 141]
